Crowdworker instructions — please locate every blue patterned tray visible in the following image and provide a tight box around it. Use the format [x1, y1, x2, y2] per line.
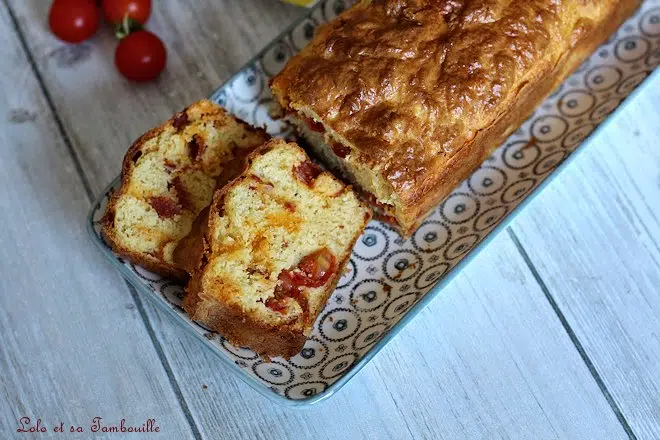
[88, 0, 660, 405]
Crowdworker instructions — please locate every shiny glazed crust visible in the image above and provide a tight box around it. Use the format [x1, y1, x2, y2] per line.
[271, 0, 641, 235]
[184, 140, 371, 358]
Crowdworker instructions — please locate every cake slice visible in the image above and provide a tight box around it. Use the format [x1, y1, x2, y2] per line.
[271, 0, 640, 235]
[184, 140, 371, 358]
[101, 99, 269, 279]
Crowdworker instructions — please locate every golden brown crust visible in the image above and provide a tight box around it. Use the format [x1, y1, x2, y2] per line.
[185, 254, 354, 359]
[184, 141, 371, 358]
[101, 116, 191, 280]
[101, 100, 269, 279]
[184, 234, 362, 359]
[183, 250, 308, 359]
[272, 0, 641, 235]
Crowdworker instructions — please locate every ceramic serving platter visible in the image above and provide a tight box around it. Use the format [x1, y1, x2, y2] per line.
[88, 0, 660, 405]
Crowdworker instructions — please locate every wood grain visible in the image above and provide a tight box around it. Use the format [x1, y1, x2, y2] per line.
[146, 233, 629, 440]
[3, 0, 658, 438]
[4, 0, 303, 195]
[0, 2, 194, 439]
[510, 73, 660, 440]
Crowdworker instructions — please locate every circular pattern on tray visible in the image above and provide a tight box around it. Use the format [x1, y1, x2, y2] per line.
[230, 66, 263, 103]
[557, 90, 596, 117]
[502, 140, 542, 169]
[353, 226, 390, 261]
[585, 65, 623, 91]
[562, 124, 596, 150]
[614, 36, 651, 62]
[349, 279, 392, 312]
[590, 98, 623, 123]
[90, 0, 659, 401]
[501, 179, 537, 204]
[260, 41, 293, 77]
[212, 88, 233, 113]
[640, 8, 660, 37]
[534, 151, 567, 176]
[382, 292, 421, 320]
[414, 263, 450, 289]
[159, 282, 185, 308]
[131, 264, 162, 282]
[383, 250, 423, 282]
[473, 206, 509, 232]
[323, 0, 348, 21]
[285, 381, 328, 399]
[439, 192, 480, 224]
[318, 308, 361, 342]
[320, 353, 358, 379]
[252, 361, 294, 386]
[616, 71, 650, 95]
[530, 115, 569, 142]
[290, 17, 318, 51]
[443, 234, 480, 260]
[411, 221, 451, 253]
[288, 337, 329, 369]
[646, 48, 660, 68]
[468, 166, 508, 196]
[352, 323, 388, 350]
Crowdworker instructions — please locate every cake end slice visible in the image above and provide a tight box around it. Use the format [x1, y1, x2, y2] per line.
[101, 99, 269, 279]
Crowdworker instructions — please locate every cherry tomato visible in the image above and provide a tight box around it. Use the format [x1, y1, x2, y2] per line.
[115, 30, 166, 82]
[264, 249, 336, 314]
[102, 0, 152, 25]
[266, 271, 300, 313]
[49, 0, 100, 43]
[294, 248, 336, 287]
[277, 270, 298, 294]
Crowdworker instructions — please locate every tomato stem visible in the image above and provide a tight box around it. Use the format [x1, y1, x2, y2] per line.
[115, 14, 143, 40]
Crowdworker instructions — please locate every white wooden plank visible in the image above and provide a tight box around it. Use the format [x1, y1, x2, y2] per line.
[510, 73, 660, 440]
[0, 3, 194, 439]
[5, 0, 650, 438]
[6, 0, 304, 189]
[146, 233, 629, 440]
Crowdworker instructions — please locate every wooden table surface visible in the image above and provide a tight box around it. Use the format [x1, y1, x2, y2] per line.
[1, 1, 658, 439]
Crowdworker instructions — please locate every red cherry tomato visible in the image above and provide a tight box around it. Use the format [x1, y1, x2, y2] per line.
[294, 248, 336, 287]
[49, 0, 100, 43]
[115, 30, 166, 82]
[264, 249, 336, 314]
[266, 271, 299, 313]
[102, 0, 152, 25]
[277, 270, 299, 294]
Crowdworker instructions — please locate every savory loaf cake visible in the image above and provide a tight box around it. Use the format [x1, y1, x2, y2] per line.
[271, 0, 640, 235]
[101, 100, 269, 279]
[184, 140, 371, 358]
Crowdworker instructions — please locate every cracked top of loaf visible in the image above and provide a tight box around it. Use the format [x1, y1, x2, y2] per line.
[272, 0, 617, 206]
